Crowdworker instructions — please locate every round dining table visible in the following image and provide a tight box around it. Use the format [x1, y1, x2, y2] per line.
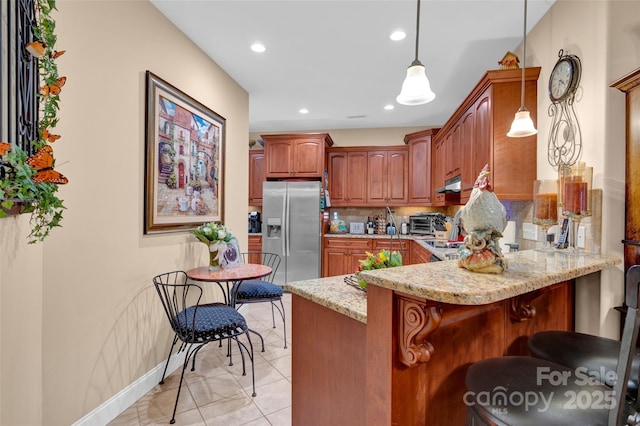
[186, 263, 272, 306]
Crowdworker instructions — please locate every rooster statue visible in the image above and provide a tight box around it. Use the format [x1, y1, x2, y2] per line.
[457, 164, 509, 273]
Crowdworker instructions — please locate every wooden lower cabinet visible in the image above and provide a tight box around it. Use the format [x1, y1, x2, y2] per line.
[323, 238, 436, 276]
[247, 235, 262, 264]
[372, 239, 410, 265]
[322, 237, 372, 277]
[410, 240, 432, 264]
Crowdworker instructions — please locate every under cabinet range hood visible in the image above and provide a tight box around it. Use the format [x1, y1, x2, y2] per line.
[435, 175, 462, 194]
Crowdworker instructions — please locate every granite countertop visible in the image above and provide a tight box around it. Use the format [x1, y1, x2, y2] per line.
[284, 250, 621, 324]
[284, 274, 368, 323]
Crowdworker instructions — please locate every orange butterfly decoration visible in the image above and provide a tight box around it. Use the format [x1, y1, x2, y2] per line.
[39, 76, 66, 96]
[26, 145, 68, 184]
[42, 129, 61, 143]
[0, 142, 11, 156]
[50, 50, 65, 59]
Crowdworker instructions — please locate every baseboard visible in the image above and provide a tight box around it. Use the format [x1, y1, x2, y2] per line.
[71, 352, 186, 426]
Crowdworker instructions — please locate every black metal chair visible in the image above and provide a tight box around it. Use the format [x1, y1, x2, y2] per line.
[237, 252, 287, 348]
[464, 265, 640, 425]
[153, 271, 256, 424]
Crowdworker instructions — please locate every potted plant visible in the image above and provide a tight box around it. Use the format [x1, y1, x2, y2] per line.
[0, 0, 67, 243]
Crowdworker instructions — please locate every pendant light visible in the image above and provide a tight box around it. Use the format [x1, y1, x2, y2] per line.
[507, 0, 537, 137]
[396, 0, 435, 105]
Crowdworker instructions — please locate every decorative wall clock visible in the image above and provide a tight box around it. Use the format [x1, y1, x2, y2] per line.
[547, 49, 583, 167]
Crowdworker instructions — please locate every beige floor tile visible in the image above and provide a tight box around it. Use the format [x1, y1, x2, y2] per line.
[251, 378, 291, 416]
[187, 371, 248, 406]
[198, 395, 263, 426]
[268, 354, 292, 379]
[265, 406, 292, 426]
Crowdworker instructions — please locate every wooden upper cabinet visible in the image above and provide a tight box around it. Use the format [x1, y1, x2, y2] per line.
[366, 148, 408, 206]
[327, 150, 367, 206]
[405, 128, 439, 205]
[433, 67, 541, 204]
[460, 108, 475, 195]
[248, 150, 265, 205]
[448, 122, 462, 179]
[262, 133, 334, 178]
[431, 139, 446, 205]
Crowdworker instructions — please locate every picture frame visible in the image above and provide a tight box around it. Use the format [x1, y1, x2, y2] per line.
[144, 71, 225, 234]
[220, 237, 243, 269]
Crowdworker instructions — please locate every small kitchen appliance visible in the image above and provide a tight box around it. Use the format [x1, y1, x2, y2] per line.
[409, 213, 447, 235]
[248, 211, 261, 233]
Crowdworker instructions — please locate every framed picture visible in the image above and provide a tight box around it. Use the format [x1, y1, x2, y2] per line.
[144, 71, 225, 234]
[220, 238, 243, 269]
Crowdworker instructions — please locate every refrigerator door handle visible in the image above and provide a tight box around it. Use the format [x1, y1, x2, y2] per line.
[285, 188, 291, 256]
[282, 189, 287, 257]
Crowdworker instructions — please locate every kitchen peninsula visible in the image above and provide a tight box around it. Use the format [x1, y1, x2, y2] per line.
[284, 250, 621, 425]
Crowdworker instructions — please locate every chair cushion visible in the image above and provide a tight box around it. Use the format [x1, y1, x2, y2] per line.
[174, 304, 247, 341]
[465, 356, 612, 425]
[528, 330, 640, 391]
[236, 280, 283, 300]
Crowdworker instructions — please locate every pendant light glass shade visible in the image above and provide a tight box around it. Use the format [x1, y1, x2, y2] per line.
[396, 0, 435, 106]
[508, 0, 537, 138]
[507, 108, 538, 137]
[396, 60, 436, 105]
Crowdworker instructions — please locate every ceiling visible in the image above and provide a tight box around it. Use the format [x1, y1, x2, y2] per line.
[150, 0, 555, 134]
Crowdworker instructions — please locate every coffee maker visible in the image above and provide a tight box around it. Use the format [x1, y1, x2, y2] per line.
[248, 211, 261, 233]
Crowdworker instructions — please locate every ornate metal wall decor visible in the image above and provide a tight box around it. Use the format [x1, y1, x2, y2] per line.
[547, 49, 583, 167]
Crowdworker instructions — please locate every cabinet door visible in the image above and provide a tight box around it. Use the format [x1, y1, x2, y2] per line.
[432, 139, 446, 205]
[294, 139, 324, 177]
[247, 235, 263, 264]
[408, 135, 433, 205]
[265, 140, 293, 178]
[327, 151, 367, 206]
[346, 152, 368, 205]
[248, 150, 265, 205]
[327, 152, 348, 204]
[349, 251, 370, 275]
[474, 93, 491, 181]
[460, 108, 475, 202]
[410, 240, 432, 264]
[386, 150, 408, 204]
[367, 151, 387, 204]
[323, 249, 350, 277]
[450, 123, 462, 177]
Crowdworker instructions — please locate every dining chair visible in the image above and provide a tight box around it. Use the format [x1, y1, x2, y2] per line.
[153, 270, 256, 424]
[463, 264, 640, 425]
[237, 252, 287, 348]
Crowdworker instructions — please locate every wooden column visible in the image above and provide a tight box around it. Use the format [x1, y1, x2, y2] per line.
[612, 68, 640, 272]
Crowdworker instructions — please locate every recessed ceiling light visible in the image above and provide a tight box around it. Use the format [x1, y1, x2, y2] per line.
[384, 104, 395, 111]
[299, 108, 309, 114]
[250, 43, 266, 53]
[390, 31, 406, 41]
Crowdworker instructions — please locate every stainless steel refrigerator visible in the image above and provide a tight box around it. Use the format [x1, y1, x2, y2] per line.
[262, 181, 321, 285]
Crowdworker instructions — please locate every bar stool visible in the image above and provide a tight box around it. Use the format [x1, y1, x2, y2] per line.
[464, 265, 640, 425]
[528, 267, 640, 398]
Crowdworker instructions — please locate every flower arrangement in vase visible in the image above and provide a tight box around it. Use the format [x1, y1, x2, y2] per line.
[192, 222, 234, 271]
[355, 249, 403, 289]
